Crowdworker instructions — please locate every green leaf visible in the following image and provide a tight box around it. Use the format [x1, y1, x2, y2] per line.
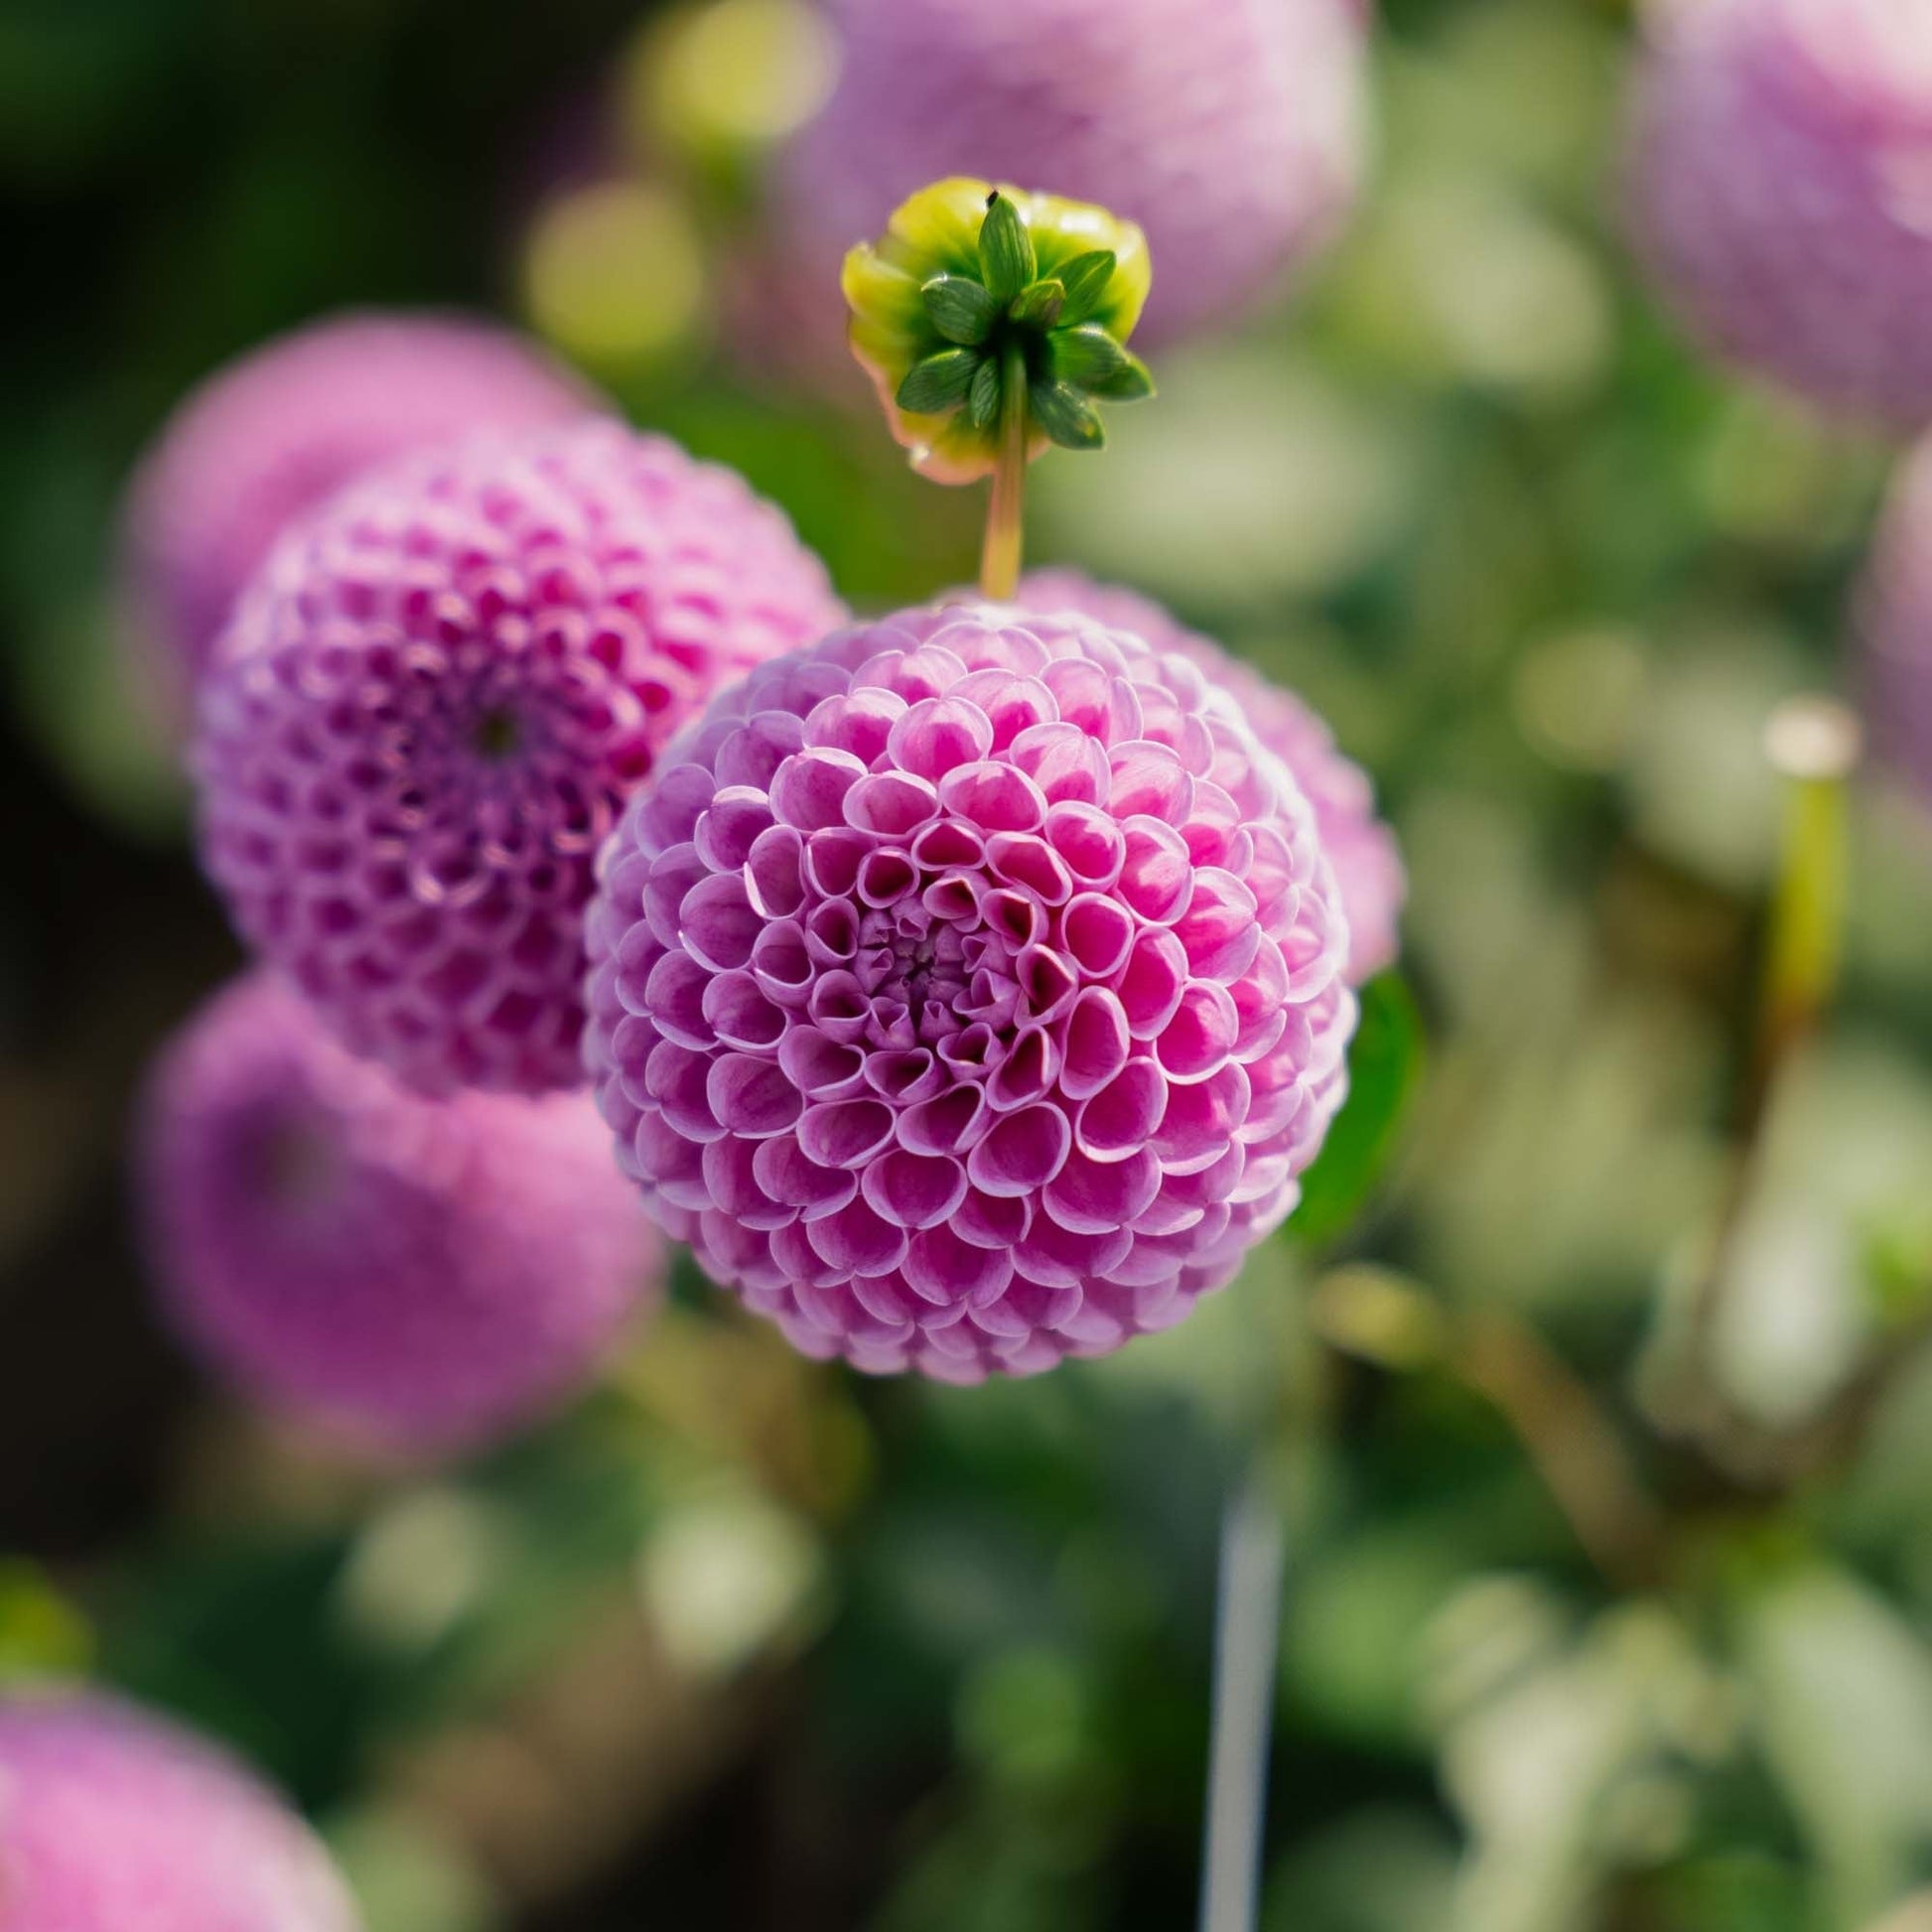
[1088, 350, 1155, 401]
[1029, 379, 1105, 451]
[896, 346, 983, 416]
[967, 355, 1003, 432]
[1044, 323, 1129, 387]
[1288, 972, 1424, 1247]
[1054, 249, 1117, 326]
[921, 274, 999, 345]
[1008, 278, 1064, 329]
[978, 193, 1035, 302]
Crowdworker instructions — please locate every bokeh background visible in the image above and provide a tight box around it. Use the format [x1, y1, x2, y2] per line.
[7, 0, 1932, 1927]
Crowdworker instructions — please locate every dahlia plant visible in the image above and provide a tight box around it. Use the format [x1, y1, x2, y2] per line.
[584, 181, 1407, 1379]
[137, 971, 661, 1450]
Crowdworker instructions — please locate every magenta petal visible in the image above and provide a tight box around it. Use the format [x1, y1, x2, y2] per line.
[644, 950, 714, 1048]
[1059, 893, 1136, 980]
[713, 712, 806, 791]
[888, 695, 996, 778]
[1043, 1147, 1161, 1235]
[1074, 1058, 1167, 1162]
[904, 1223, 1014, 1305]
[1112, 927, 1189, 1038]
[987, 1024, 1061, 1112]
[1043, 800, 1126, 889]
[1016, 944, 1079, 1026]
[797, 1096, 896, 1169]
[803, 686, 904, 763]
[857, 848, 919, 908]
[1016, 1214, 1135, 1288]
[755, 1134, 859, 1216]
[955, 1184, 1031, 1249]
[937, 759, 1047, 832]
[1115, 816, 1194, 924]
[862, 1148, 969, 1229]
[1150, 1061, 1252, 1172]
[897, 1084, 989, 1157]
[1008, 721, 1111, 804]
[1156, 981, 1240, 1083]
[634, 762, 714, 855]
[778, 1026, 867, 1099]
[751, 920, 815, 1008]
[705, 1050, 803, 1138]
[645, 1039, 725, 1143]
[910, 819, 985, 871]
[1172, 868, 1262, 982]
[745, 825, 806, 919]
[967, 1103, 1072, 1196]
[803, 827, 870, 899]
[808, 1197, 910, 1276]
[1109, 740, 1195, 824]
[987, 832, 1073, 906]
[767, 747, 866, 831]
[701, 1134, 792, 1230]
[844, 769, 940, 838]
[678, 872, 761, 972]
[1059, 986, 1132, 1101]
[702, 970, 786, 1051]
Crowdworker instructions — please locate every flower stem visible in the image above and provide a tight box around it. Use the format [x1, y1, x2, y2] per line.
[979, 342, 1028, 600]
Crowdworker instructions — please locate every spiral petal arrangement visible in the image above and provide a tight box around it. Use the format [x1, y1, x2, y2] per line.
[137, 972, 661, 1450]
[585, 603, 1357, 1382]
[1626, 0, 1932, 423]
[0, 1692, 361, 1932]
[1018, 571, 1404, 981]
[120, 312, 599, 718]
[194, 419, 844, 1096]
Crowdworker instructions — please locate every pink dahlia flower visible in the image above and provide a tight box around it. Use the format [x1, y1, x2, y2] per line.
[584, 602, 1357, 1382]
[136, 971, 660, 1450]
[1626, 0, 1932, 423]
[1856, 437, 1932, 805]
[0, 1691, 360, 1932]
[121, 312, 599, 721]
[755, 0, 1369, 379]
[1018, 571, 1404, 982]
[194, 418, 844, 1096]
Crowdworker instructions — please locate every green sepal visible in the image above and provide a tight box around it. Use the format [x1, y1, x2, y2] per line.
[1008, 278, 1065, 330]
[978, 193, 1035, 302]
[1087, 350, 1155, 401]
[1044, 323, 1130, 387]
[921, 274, 1000, 345]
[1030, 379, 1105, 451]
[1054, 249, 1118, 326]
[897, 345, 983, 415]
[967, 355, 1003, 432]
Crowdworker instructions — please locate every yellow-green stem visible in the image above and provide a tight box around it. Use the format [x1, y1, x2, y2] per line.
[978, 343, 1028, 601]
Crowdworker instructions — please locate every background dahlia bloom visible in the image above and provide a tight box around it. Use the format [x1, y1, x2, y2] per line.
[585, 603, 1357, 1382]
[195, 418, 844, 1095]
[755, 0, 1369, 378]
[121, 312, 598, 719]
[1855, 437, 1932, 806]
[1018, 570, 1405, 981]
[1626, 0, 1932, 423]
[137, 971, 660, 1450]
[0, 1692, 361, 1932]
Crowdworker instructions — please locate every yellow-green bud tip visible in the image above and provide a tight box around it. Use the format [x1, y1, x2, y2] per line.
[842, 178, 1154, 484]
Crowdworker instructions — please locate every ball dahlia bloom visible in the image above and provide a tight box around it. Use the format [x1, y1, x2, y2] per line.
[194, 418, 844, 1095]
[0, 1692, 360, 1932]
[759, 0, 1370, 370]
[136, 971, 660, 1450]
[584, 602, 1357, 1382]
[1856, 437, 1932, 805]
[1017, 571, 1404, 982]
[1626, 0, 1932, 423]
[121, 312, 599, 718]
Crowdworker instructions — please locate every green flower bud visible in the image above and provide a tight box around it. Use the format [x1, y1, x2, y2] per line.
[843, 178, 1154, 483]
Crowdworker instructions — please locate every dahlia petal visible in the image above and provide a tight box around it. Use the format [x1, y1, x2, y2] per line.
[1073, 1057, 1168, 1162]
[1059, 986, 1133, 1101]
[967, 1102, 1073, 1195]
[862, 1148, 969, 1229]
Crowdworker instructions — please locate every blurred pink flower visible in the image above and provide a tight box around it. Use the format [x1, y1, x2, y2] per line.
[1017, 571, 1404, 980]
[0, 1691, 360, 1932]
[137, 971, 659, 1451]
[120, 312, 598, 724]
[194, 418, 844, 1096]
[1626, 0, 1932, 422]
[584, 602, 1357, 1381]
[1856, 435, 1932, 805]
[735, 0, 1370, 389]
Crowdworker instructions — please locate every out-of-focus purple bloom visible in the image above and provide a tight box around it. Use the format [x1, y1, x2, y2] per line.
[0, 1691, 361, 1932]
[1626, 0, 1932, 423]
[194, 419, 844, 1096]
[137, 971, 660, 1450]
[1857, 436, 1932, 805]
[120, 313, 599, 723]
[584, 602, 1357, 1382]
[1018, 571, 1404, 981]
[748, 0, 1369, 384]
